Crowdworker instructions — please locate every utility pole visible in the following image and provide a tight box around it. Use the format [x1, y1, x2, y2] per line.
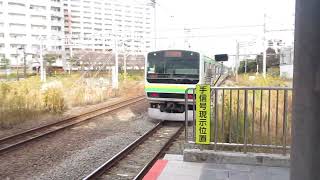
[123, 49, 127, 81]
[112, 36, 119, 89]
[244, 59, 247, 73]
[123, 41, 129, 81]
[15, 52, 19, 81]
[66, 34, 73, 75]
[235, 41, 239, 81]
[262, 12, 267, 78]
[39, 38, 46, 82]
[256, 59, 259, 74]
[21, 48, 26, 78]
[124, 55, 127, 77]
[151, 0, 156, 49]
[184, 27, 191, 49]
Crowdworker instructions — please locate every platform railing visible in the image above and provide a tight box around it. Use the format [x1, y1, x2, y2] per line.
[185, 87, 293, 155]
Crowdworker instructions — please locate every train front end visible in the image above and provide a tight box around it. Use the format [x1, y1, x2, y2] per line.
[145, 50, 201, 121]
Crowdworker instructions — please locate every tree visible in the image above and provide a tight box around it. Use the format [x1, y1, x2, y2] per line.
[238, 59, 257, 73]
[44, 53, 59, 76]
[0, 57, 10, 79]
[67, 56, 78, 75]
[256, 47, 280, 73]
[0, 57, 10, 70]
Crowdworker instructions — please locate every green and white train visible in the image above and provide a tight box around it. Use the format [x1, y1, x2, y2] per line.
[144, 50, 228, 121]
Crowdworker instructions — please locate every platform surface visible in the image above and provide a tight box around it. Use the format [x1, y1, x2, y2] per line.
[144, 154, 290, 180]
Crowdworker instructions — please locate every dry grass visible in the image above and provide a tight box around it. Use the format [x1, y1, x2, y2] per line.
[212, 74, 292, 152]
[225, 74, 291, 87]
[0, 72, 144, 128]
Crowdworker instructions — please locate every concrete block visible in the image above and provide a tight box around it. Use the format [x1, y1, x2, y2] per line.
[183, 149, 290, 167]
[163, 154, 184, 161]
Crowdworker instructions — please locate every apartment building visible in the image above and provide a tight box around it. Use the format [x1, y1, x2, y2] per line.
[63, 0, 154, 56]
[0, 0, 64, 66]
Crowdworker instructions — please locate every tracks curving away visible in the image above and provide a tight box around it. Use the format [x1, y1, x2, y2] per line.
[0, 96, 146, 155]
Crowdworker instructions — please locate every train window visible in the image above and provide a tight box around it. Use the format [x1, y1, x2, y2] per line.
[147, 51, 200, 84]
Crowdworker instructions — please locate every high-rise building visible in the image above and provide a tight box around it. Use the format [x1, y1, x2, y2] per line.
[0, 0, 64, 66]
[0, 0, 153, 67]
[63, 0, 154, 57]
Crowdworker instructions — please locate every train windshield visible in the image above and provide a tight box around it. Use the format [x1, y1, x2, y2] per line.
[147, 51, 200, 84]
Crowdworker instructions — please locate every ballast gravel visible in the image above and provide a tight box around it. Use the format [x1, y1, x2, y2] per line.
[0, 100, 159, 180]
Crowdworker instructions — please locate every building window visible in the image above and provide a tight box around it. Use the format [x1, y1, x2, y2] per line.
[8, 2, 25, 7]
[51, 7, 61, 12]
[30, 5, 46, 10]
[51, 26, 61, 31]
[51, 16, 61, 21]
[9, 34, 26, 38]
[31, 15, 47, 20]
[10, 23, 26, 28]
[8, 13, 25, 17]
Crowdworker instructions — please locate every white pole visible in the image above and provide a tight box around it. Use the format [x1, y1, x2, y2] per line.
[112, 66, 117, 89]
[40, 38, 46, 82]
[15, 49, 19, 81]
[244, 59, 247, 73]
[113, 37, 119, 89]
[256, 60, 259, 74]
[263, 12, 267, 78]
[69, 38, 73, 75]
[153, 0, 156, 49]
[124, 53, 127, 80]
[235, 41, 239, 81]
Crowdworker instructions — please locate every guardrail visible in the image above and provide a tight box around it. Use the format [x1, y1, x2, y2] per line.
[185, 87, 292, 155]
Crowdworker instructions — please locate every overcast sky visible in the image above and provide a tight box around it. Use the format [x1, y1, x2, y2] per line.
[154, 0, 295, 63]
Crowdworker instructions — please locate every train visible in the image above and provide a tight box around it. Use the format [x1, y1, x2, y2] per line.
[144, 50, 228, 121]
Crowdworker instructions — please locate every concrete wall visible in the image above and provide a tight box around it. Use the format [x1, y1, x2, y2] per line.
[280, 64, 293, 78]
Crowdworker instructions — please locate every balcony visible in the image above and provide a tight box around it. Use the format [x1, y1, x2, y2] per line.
[8, 16, 27, 23]
[51, 30, 63, 37]
[30, 37, 41, 44]
[30, 9, 47, 16]
[30, 0, 48, 6]
[51, 11, 63, 17]
[0, 48, 5, 55]
[30, 18, 47, 26]
[7, 6, 26, 14]
[51, 20, 63, 26]
[9, 27, 28, 34]
[8, 37, 28, 44]
[50, 1, 62, 7]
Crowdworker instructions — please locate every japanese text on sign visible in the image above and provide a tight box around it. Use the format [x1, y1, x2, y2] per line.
[195, 84, 211, 144]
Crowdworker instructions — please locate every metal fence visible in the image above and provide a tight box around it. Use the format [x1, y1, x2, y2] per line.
[185, 87, 293, 155]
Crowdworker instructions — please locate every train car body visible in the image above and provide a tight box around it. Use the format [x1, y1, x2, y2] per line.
[145, 50, 225, 121]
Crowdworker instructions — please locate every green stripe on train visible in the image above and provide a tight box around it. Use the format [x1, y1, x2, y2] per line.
[145, 87, 194, 94]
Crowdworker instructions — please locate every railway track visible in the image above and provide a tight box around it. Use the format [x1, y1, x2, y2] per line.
[83, 121, 184, 180]
[0, 95, 146, 155]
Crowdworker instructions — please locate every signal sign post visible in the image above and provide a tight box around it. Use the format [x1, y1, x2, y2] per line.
[195, 84, 211, 144]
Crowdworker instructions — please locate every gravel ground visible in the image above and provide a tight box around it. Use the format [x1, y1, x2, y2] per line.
[165, 129, 186, 155]
[0, 96, 138, 139]
[102, 125, 181, 180]
[165, 124, 197, 155]
[0, 100, 159, 180]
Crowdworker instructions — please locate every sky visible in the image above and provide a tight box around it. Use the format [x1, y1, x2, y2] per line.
[154, 0, 295, 66]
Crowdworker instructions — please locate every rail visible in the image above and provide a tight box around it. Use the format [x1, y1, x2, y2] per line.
[185, 86, 292, 155]
[83, 122, 184, 180]
[0, 96, 145, 155]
